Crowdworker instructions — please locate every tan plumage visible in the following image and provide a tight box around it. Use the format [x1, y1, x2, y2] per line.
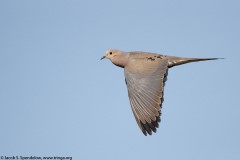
[101, 49, 222, 136]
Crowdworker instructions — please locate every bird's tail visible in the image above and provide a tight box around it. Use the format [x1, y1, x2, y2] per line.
[167, 56, 223, 68]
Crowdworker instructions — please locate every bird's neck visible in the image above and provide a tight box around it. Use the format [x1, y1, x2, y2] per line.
[111, 54, 129, 68]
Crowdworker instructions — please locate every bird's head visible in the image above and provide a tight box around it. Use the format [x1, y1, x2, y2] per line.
[100, 49, 122, 60]
[100, 49, 129, 68]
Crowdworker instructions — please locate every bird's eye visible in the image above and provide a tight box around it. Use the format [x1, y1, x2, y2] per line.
[109, 52, 112, 55]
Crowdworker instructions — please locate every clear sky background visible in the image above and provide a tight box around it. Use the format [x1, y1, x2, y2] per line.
[0, 0, 239, 160]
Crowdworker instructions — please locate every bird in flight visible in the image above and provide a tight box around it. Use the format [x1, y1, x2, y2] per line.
[101, 49, 222, 136]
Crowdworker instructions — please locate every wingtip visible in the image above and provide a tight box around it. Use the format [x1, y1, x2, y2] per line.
[140, 118, 160, 136]
[142, 130, 147, 136]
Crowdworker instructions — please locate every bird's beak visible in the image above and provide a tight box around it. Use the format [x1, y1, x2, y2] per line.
[100, 55, 106, 60]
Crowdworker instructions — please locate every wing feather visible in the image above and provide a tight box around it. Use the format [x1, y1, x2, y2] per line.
[125, 56, 168, 136]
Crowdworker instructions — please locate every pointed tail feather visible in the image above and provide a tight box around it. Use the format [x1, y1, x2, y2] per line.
[168, 57, 224, 68]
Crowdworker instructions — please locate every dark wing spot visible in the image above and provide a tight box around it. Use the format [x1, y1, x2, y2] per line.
[147, 57, 155, 61]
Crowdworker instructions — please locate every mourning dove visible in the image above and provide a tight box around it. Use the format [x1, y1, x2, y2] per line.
[101, 49, 222, 136]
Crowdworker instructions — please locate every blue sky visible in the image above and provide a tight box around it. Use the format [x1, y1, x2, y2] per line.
[0, 0, 239, 159]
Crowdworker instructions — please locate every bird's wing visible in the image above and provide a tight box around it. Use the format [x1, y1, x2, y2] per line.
[124, 56, 168, 136]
